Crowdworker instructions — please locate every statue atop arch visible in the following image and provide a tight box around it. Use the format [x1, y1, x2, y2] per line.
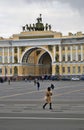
[37, 14, 42, 23]
[35, 14, 44, 31]
[22, 14, 52, 32]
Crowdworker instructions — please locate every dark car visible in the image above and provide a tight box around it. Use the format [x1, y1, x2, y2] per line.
[50, 75, 59, 80]
[80, 76, 84, 80]
[61, 76, 71, 81]
[0, 77, 4, 83]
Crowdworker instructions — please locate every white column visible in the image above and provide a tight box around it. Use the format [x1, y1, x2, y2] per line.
[2, 48, 4, 63]
[81, 45, 83, 61]
[18, 47, 20, 63]
[71, 46, 72, 61]
[65, 46, 67, 61]
[76, 46, 78, 61]
[12, 47, 14, 63]
[53, 45, 56, 62]
[8, 48, 10, 63]
[59, 45, 62, 62]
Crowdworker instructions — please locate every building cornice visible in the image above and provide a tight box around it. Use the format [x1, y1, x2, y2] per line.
[0, 38, 61, 47]
[0, 36, 84, 47]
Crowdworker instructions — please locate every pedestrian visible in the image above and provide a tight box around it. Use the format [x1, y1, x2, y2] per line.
[43, 87, 53, 110]
[8, 78, 10, 85]
[34, 78, 38, 86]
[34, 79, 36, 86]
[50, 83, 54, 90]
[42, 75, 44, 81]
[37, 81, 40, 90]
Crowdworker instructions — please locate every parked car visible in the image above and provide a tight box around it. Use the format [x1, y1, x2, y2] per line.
[61, 76, 71, 81]
[0, 77, 4, 83]
[50, 75, 59, 80]
[71, 77, 80, 81]
[80, 76, 84, 80]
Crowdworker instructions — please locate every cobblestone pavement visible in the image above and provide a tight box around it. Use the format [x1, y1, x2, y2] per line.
[0, 81, 84, 130]
[0, 81, 84, 113]
[0, 80, 84, 114]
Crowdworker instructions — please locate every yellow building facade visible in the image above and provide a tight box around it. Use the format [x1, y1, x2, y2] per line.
[0, 15, 84, 79]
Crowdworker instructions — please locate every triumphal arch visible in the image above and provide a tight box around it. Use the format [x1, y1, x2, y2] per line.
[0, 14, 84, 79]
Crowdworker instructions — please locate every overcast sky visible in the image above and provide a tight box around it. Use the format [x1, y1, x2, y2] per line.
[0, 0, 84, 38]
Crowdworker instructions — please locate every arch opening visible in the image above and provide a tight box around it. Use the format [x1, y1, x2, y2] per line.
[21, 47, 52, 76]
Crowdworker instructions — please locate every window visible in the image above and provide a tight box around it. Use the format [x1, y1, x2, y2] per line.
[4, 56, 8, 63]
[21, 47, 25, 52]
[67, 67, 70, 73]
[56, 45, 59, 51]
[83, 66, 84, 73]
[0, 68, 2, 74]
[9, 48, 12, 53]
[72, 53, 76, 61]
[73, 66, 76, 73]
[62, 46, 65, 51]
[5, 67, 7, 75]
[72, 45, 76, 50]
[78, 45, 81, 50]
[0, 48, 2, 52]
[14, 47, 17, 53]
[4, 48, 8, 52]
[78, 54, 81, 61]
[55, 54, 59, 62]
[62, 67, 65, 73]
[62, 55, 65, 61]
[0, 56, 2, 63]
[56, 65, 59, 74]
[10, 56, 12, 63]
[67, 55, 71, 61]
[10, 68, 12, 74]
[14, 66, 18, 75]
[68, 46, 70, 50]
[14, 56, 18, 63]
[78, 66, 81, 73]
[83, 53, 84, 60]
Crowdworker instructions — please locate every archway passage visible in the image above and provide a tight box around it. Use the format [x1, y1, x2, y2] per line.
[22, 47, 52, 76]
[38, 52, 52, 75]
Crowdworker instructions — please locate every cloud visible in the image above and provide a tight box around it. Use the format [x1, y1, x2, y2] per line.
[57, 0, 84, 12]
[25, 0, 84, 12]
[1, 0, 84, 11]
[0, 0, 84, 38]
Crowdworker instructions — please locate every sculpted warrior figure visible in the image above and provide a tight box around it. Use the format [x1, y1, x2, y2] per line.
[39, 14, 42, 22]
[45, 23, 48, 31]
[36, 14, 42, 23]
[26, 24, 29, 31]
[33, 24, 35, 31]
[49, 24, 51, 30]
[22, 26, 25, 31]
[22, 14, 51, 32]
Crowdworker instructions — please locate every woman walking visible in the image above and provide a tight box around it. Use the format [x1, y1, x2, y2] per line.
[43, 87, 53, 110]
